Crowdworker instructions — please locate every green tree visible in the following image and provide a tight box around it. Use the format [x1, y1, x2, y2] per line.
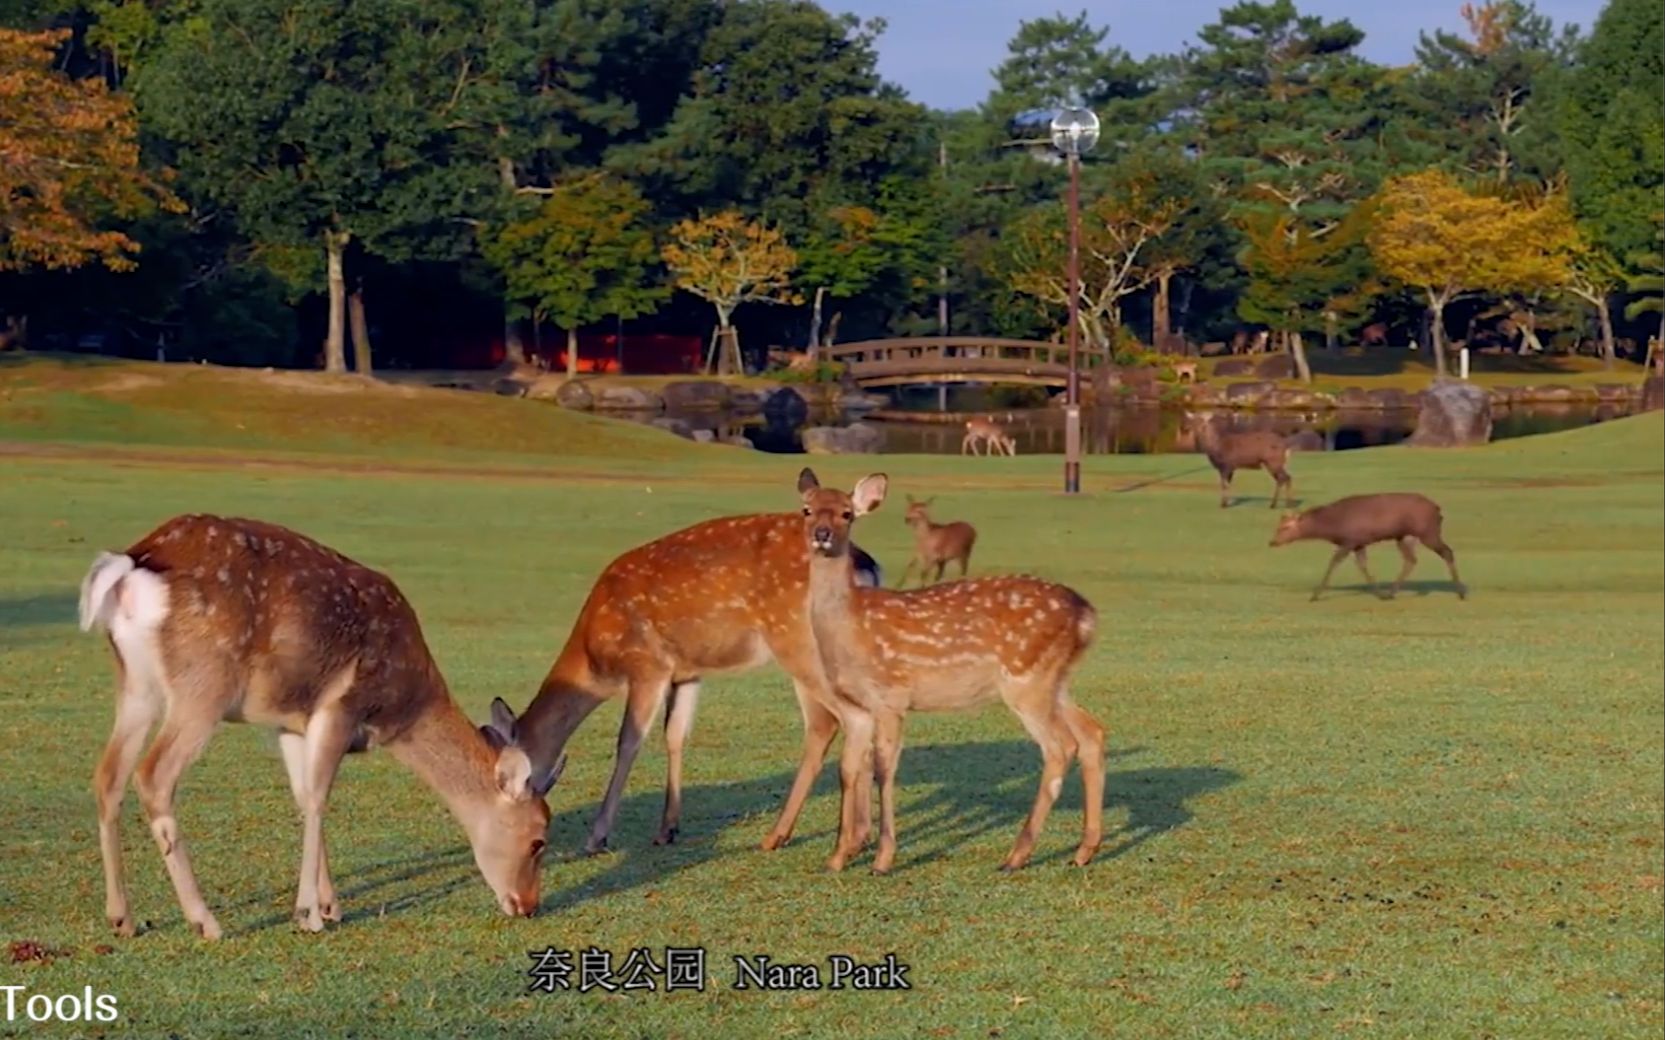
[1236, 208, 1375, 382]
[481, 175, 663, 379]
[662, 210, 799, 374]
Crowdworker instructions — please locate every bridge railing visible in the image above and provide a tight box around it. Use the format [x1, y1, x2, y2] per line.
[825, 337, 1107, 369]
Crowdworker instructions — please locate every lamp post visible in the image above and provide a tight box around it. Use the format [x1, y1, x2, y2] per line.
[1050, 106, 1099, 495]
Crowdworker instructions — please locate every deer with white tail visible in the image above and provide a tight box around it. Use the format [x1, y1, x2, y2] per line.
[77, 514, 561, 940]
[796, 468, 1106, 874]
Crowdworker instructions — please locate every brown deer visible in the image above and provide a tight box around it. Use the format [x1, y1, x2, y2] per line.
[1270, 493, 1467, 601]
[796, 469, 1105, 874]
[506, 523, 884, 857]
[1183, 412, 1294, 509]
[962, 417, 1016, 456]
[77, 515, 561, 940]
[1170, 361, 1199, 384]
[899, 496, 977, 587]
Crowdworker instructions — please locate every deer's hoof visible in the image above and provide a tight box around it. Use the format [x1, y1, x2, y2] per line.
[294, 906, 324, 933]
[582, 838, 610, 857]
[192, 916, 224, 941]
[652, 828, 679, 847]
[319, 899, 341, 923]
[760, 832, 790, 851]
[108, 915, 135, 939]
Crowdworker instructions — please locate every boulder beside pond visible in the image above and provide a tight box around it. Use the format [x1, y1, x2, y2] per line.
[661, 380, 731, 411]
[594, 385, 665, 411]
[801, 422, 885, 455]
[1408, 379, 1492, 447]
[553, 379, 594, 410]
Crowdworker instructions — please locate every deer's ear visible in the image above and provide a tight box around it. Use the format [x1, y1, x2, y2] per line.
[797, 468, 820, 494]
[490, 697, 519, 742]
[494, 746, 535, 800]
[479, 724, 508, 750]
[852, 474, 888, 516]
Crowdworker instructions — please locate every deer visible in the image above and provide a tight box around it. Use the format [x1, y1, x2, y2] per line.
[1269, 493, 1467, 602]
[503, 522, 884, 858]
[962, 417, 1016, 457]
[795, 469, 1105, 874]
[1183, 412, 1294, 509]
[1170, 361, 1199, 384]
[898, 495, 977, 588]
[76, 514, 562, 940]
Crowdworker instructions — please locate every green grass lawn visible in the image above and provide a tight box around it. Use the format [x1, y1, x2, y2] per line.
[1, 358, 1661, 1039]
[1193, 349, 1653, 393]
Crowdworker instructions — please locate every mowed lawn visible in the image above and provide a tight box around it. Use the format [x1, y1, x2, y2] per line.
[0, 372, 1660, 1039]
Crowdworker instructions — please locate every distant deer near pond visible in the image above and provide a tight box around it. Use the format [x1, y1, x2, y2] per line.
[1183, 412, 1294, 509]
[962, 417, 1016, 456]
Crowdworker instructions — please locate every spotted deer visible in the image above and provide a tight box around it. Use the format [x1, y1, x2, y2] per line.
[1183, 412, 1294, 509]
[506, 520, 883, 857]
[898, 496, 977, 587]
[77, 515, 561, 940]
[962, 417, 1016, 456]
[796, 469, 1106, 874]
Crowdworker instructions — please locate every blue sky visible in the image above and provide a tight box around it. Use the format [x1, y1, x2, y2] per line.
[833, 0, 1607, 110]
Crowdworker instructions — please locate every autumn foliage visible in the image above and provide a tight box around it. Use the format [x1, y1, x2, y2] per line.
[0, 28, 179, 273]
[662, 211, 799, 373]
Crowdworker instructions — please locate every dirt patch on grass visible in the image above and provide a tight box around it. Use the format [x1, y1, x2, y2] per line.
[93, 372, 165, 394]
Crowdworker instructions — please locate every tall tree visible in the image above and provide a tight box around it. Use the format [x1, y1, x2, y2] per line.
[1, 28, 179, 275]
[481, 175, 663, 379]
[662, 210, 798, 374]
[1237, 207, 1375, 381]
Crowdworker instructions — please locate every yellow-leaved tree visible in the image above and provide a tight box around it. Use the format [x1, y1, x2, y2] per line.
[662, 211, 800, 375]
[1368, 169, 1573, 376]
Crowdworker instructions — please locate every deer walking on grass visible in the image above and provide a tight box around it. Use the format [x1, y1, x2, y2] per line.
[898, 496, 977, 587]
[77, 515, 560, 940]
[962, 417, 1016, 457]
[1183, 412, 1294, 509]
[1270, 493, 1467, 601]
[797, 468, 1106, 874]
[502, 523, 882, 857]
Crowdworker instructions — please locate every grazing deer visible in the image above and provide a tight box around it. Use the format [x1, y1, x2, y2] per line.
[505, 523, 883, 856]
[962, 417, 1016, 457]
[898, 496, 977, 587]
[77, 515, 561, 940]
[1170, 361, 1198, 384]
[1183, 412, 1294, 509]
[1270, 493, 1466, 601]
[796, 469, 1105, 873]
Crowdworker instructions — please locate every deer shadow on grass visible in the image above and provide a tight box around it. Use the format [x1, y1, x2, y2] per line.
[0, 591, 79, 651]
[1314, 579, 1468, 601]
[1223, 492, 1302, 511]
[539, 740, 1239, 910]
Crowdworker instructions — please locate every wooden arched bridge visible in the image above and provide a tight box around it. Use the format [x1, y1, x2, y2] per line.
[825, 337, 1108, 389]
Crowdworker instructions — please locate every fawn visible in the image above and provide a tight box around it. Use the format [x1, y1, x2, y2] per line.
[899, 495, 977, 587]
[797, 468, 1106, 874]
[1183, 411, 1294, 509]
[78, 515, 561, 939]
[505, 520, 883, 857]
[1270, 493, 1466, 601]
[962, 417, 1016, 456]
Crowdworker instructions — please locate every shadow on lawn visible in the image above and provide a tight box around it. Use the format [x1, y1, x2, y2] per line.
[1316, 578, 1469, 600]
[0, 591, 78, 650]
[540, 740, 1240, 910]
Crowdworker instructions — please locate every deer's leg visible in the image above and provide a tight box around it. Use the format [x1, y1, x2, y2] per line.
[1352, 548, 1381, 597]
[898, 557, 918, 589]
[763, 685, 839, 851]
[93, 658, 161, 938]
[1391, 537, 1418, 599]
[957, 552, 971, 578]
[932, 560, 947, 584]
[1311, 546, 1349, 602]
[133, 703, 225, 940]
[1060, 699, 1106, 867]
[654, 680, 700, 846]
[1218, 467, 1234, 508]
[279, 732, 335, 923]
[827, 709, 874, 872]
[293, 707, 357, 932]
[870, 711, 905, 875]
[1269, 465, 1292, 509]
[1423, 535, 1466, 599]
[586, 669, 671, 855]
[1002, 694, 1077, 872]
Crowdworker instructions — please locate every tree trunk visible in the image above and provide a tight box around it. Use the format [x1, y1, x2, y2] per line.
[1289, 328, 1313, 384]
[1595, 296, 1615, 370]
[504, 311, 527, 365]
[1428, 296, 1448, 378]
[808, 286, 826, 361]
[1324, 310, 1338, 351]
[1152, 270, 1172, 349]
[322, 231, 349, 373]
[348, 286, 372, 374]
[825, 311, 842, 350]
[1517, 308, 1543, 354]
[565, 326, 579, 381]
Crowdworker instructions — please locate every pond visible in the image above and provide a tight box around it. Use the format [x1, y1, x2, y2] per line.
[611, 389, 1637, 455]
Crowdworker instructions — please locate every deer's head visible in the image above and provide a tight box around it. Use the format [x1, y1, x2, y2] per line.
[474, 697, 563, 916]
[798, 467, 887, 558]
[903, 494, 934, 527]
[1268, 511, 1304, 547]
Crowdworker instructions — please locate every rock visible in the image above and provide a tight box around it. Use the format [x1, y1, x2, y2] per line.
[1214, 358, 1254, 377]
[1266, 388, 1325, 410]
[1521, 384, 1581, 404]
[649, 417, 694, 439]
[722, 435, 756, 449]
[1334, 386, 1373, 409]
[661, 380, 731, 411]
[690, 428, 716, 443]
[1184, 382, 1226, 407]
[728, 385, 780, 412]
[800, 422, 886, 455]
[1224, 380, 1278, 406]
[553, 379, 594, 410]
[762, 387, 810, 425]
[1487, 386, 1516, 408]
[1642, 375, 1663, 412]
[1288, 429, 1325, 452]
[1594, 382, 1637, 403]
[594, 385, 665, 411]
[1253, 354, 1296, 380]
[492, 377, 528, 397]
[1408, 379, 1492, 447]
[525, 374, 569, 401]
[1366, 387, 1411, 410]
[838, 391, 883, 413]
